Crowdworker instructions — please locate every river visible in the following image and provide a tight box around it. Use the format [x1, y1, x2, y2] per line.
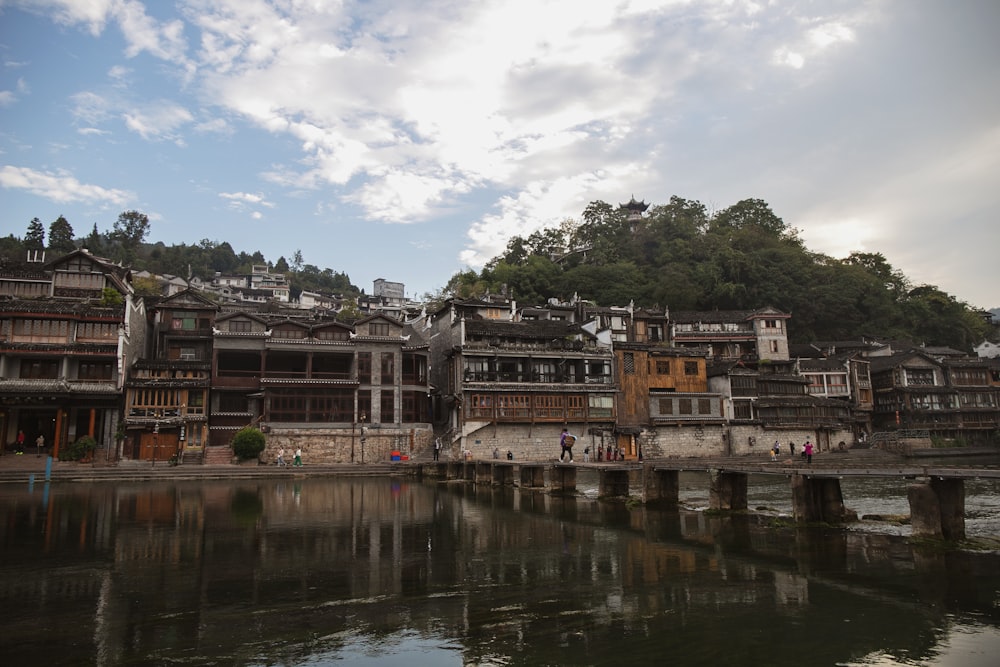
[1, 469, 998, 666]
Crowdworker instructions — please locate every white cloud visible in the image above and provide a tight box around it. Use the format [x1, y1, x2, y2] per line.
[122, 103, 194, 142]
[0, 91, 16, 107]
[0, 165, 132, 205]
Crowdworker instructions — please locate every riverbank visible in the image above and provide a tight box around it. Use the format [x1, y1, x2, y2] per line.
[0, 446, 915, 484]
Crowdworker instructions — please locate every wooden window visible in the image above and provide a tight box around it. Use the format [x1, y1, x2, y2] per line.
[79, 361, 113, 380]
[678, 398, 693, 415]
[684, 361, 698, 376]
[567, 395, 586, 419]
[21, 359, 59, 379]
[623, 352, 635, 375]
[218, 393, 248, 412]
[698, 398, 712, 415]
[229, 320, 251, 332]
[655, 359, 670, 375]
[658, 398, 673, 415]
[370, 322, 390, 336]
[533, 394, 564, 419]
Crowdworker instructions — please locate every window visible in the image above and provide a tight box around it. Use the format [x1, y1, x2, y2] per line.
[648, 325, 663, 342]
[534, 395, 564, 419]
[402, 390, 428, 422]
[357, 389, 371, 422]
[218, 393, 249, 412]
[658, 398, 673, 415]
[906, 369, 935, 386]
[171, 311, 198, 330]
[357, 352, 372, 383]
[380, 390, 395, 422]
[588, 395, 613, 418]
[655, 359, 670, 375]
[623, 352, 635, 375]
[272, 328, 306, 339]
[229, 320, 252, 332]
[380, 352, 394, 383]
[77, 322, 116, 341]
[678, 398, 693, 415]
[79, 361, 113, 380]
[699, 398, 712, 414]
[20, 359, 59, 379]
[827, 374, 849, 395]
[369, 322, 390, 336]
[315, 328, 349, 341]
[684, 361, 698, 376]
[770, 340, 779, 353]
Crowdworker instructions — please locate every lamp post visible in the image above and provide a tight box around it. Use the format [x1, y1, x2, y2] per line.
[151, 421, 159, 468]
[359, 412, 367, 464]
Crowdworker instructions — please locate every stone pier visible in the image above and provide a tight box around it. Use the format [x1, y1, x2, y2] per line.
[908, 477, 966, 541]
[550, 464, 577, 494]
[790, 475, 853, 523]
[492, 462, 515, 486]
[519, 464, 546, 489]
[597, 467, 631, 498]
[643, 466, 680, 506]
[709, 470, 748, 510]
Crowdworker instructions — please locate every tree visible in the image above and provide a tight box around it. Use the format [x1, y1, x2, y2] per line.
[48, 215, 76, 254]
[292, 249, 304, 273]
[25, 217, 45, 250]
[85, 223, 106, 256]
[274, 256, 290, 273]
[110, 210, 150, 263]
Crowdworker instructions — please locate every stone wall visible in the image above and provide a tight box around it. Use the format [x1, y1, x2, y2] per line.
[451, 423, 856, 462]
[262, 425, 433, 465]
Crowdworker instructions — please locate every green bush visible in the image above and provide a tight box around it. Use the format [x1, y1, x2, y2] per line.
[232, 427, 266, 461]
[60, 435, 97, 461]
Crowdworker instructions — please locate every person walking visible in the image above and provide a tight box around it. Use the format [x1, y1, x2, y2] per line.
[789, 442, 795, 456]
[559, 428, 576, 462]
[293, 448, 303, 466]
[32, 433, 44, 457]
[804, 440, 814, 464]
[433, 437, 441, 461]
[770, 441, 779, 461]
[276, 448, 286, 466]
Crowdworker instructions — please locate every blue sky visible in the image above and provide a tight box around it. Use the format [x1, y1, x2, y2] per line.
[1, 0, 997, 308]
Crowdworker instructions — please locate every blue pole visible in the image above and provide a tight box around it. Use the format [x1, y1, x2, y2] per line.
[45, 455, 53, 481]
[28, 473, 35, 492]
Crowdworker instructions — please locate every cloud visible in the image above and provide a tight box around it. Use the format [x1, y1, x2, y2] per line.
[219, 191, 275, 218]
[0, 165, 132, 205]
[122, 102, 194, 142]
[10, 0, 190, 66]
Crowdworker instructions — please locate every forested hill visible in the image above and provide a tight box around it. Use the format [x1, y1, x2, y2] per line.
[443, 197, 991, 352]
[1, 212, 362, 301]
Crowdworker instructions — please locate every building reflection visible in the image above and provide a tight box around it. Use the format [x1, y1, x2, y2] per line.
[0, 478, 998, 665]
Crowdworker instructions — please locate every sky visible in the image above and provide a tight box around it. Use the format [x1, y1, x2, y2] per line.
[0, 1, 997, 309]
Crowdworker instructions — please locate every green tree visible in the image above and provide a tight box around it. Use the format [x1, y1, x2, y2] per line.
[85, 223, 106, 256]
[48, 215, 76, 254]
[25, 217, 45, 249]
[110, 210, 150, 264]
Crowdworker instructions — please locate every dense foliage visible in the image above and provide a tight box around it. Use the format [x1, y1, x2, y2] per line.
[2, 200, 992, 352]
[231, 427, 266, 461]
[445, 197, 990, 351]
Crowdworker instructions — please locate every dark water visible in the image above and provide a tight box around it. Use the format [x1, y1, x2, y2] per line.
[1, 471, 999, 666]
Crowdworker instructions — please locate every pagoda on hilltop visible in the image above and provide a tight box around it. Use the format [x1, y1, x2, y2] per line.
[619, 196, 649, 232]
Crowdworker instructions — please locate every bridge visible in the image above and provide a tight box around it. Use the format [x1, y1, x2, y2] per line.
[419, 454, 1000, 542]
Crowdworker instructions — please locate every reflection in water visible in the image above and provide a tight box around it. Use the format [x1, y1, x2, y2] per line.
[0, 472, 998, 666]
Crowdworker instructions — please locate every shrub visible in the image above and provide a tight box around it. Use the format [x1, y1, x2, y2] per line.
[232, 427, 266, 461]
[60, 435, 97, 461]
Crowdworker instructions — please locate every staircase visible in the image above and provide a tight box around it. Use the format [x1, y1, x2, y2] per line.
[202, 446, 234, 465]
